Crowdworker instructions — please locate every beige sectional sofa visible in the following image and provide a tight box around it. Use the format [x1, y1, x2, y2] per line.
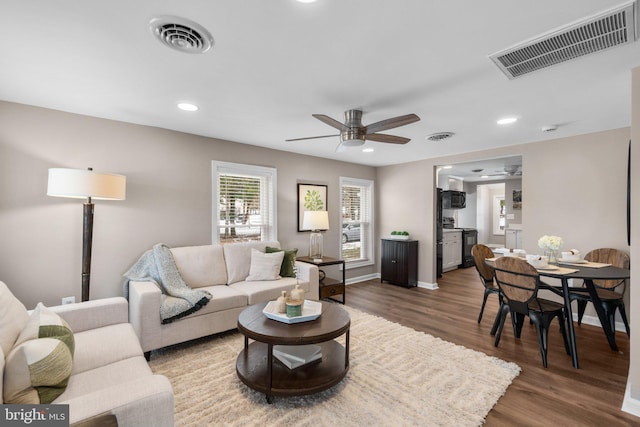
[0, 281, 174, 426]
[127, 241, 319, 356]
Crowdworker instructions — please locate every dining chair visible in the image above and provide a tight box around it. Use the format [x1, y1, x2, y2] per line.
[471, 244, 501, 326]
[492, 256, 570, 368]
[571, 248, 630, 336]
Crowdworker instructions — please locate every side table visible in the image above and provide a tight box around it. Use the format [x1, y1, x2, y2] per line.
[297, 256, 346, 304]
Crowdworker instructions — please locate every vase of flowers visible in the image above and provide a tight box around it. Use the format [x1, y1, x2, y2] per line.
[538, 235, 563, 264]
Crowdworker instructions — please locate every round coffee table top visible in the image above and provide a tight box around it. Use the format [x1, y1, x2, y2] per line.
[237, 301, 350, 345]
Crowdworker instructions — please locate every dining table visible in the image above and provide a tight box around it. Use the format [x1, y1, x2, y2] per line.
[487, 257, 630, 369]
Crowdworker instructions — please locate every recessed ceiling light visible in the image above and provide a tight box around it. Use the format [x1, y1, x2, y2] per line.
[178, 103, 199, 112]
[442, 165, 453, 169]
[481, 175, 489, 178]
[362, 148, 374, 153]
[296, 0, 318, 3]
[497, 117, 518, 125]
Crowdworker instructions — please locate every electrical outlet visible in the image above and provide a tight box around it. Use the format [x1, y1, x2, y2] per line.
[61, 296, 76, 305]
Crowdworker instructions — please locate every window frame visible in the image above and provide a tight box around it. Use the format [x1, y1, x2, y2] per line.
[339, 176, 374, 269]
[211, 161, 277, 244]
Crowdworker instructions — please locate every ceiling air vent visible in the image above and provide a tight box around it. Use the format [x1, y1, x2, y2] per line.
[489, 1, 637, 79]
[150, 16, 213, 54]
[426, 132, 455, 142]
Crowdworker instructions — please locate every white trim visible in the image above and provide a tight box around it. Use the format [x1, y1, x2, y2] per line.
[211, 161, 277, 244]
[622, 379, 640, 418]
[345, 273, 380, 285]
[572, 312, 627, 333]
[339, 176, 375, 263]
[418, 281, 439, 290]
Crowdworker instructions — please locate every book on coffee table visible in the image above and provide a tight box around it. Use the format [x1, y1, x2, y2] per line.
[273, 344, 322, 369]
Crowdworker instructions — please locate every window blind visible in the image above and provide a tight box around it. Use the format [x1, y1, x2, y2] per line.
[340, 177, 373, 263]
[212, 161, 276, 244]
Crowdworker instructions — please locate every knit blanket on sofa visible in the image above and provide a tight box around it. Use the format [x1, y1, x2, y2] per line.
[123, 243, 212, 324]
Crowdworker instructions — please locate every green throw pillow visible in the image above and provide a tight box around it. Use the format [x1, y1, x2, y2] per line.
[266, 247, 298, 278]
[3, 303, 75, 404]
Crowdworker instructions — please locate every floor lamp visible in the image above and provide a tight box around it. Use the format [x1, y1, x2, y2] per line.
[302, 210, 329, 262]
[47, 167, 126, 301]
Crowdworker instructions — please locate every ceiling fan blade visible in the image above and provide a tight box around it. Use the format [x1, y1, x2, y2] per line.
[312, 114, 348, 131]
[365, 113, 420, 134]
[285, 134, 339, 142]
[366, 133, 410, 144]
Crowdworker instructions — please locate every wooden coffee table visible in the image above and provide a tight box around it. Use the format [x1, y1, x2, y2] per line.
[236, 301, 350, 403]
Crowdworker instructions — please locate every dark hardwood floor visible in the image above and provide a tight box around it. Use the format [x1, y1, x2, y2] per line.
[344, 267, 637, 426]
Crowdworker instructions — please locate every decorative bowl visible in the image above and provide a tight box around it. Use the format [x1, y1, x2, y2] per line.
[560, 251, 580, 261]
[526, 254, 549, 268]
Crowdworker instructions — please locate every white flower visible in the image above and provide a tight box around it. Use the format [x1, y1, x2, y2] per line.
[538, 235, 563, 251]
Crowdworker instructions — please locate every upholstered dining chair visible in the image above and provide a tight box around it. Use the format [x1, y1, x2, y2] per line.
[571, 248, 630, 336]
[492, 256, 570, 368]
[471, 244, 501, 327]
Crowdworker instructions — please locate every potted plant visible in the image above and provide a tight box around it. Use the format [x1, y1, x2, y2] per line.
[390, 230, 410, 240]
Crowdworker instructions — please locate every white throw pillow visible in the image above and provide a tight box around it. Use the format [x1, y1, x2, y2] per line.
[245, 249, 285, 281]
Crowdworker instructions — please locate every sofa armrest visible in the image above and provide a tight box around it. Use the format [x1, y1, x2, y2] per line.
[295, 261, 319, 300]
[128, 281, 163, 353]
[61, 374, 174, 427]
[50, 297, 129, 333]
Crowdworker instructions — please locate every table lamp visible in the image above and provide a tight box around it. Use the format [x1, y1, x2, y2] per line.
[47, 167, 126, 301]
[302, 210, 329, 262]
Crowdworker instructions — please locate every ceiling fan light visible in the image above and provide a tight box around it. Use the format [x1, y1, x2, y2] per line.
[341, 138, 365, 147]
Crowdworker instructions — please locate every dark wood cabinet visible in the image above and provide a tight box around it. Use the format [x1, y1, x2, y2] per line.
[381, 239, 418, 287]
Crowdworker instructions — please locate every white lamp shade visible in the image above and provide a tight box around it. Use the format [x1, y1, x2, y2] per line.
[302, 210, 329, 231]
[47, 168, 126, 200]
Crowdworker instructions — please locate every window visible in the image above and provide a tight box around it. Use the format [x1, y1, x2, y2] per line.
[212, 161, 277, 244]
[493, 195, 505, 235]
[340, 177, 374, 266]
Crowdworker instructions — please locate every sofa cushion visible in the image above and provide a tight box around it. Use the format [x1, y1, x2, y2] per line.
[171, 245, 227, 288]
[246, 249, 285, 281]
[71, 323, 144, 375]
[4, 304, 75, 404]
[180, 285, 247, 318]
[55, 356, 152, 402]
[0, 281, 29, 356]
[223, 241, 280, 284]
[230, 277, 306, 305]
[266, 247, 298, 278]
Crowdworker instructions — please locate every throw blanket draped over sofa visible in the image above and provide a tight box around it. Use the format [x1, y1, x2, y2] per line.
[123, 243, 212, 324]
[125, 241, 319, 356]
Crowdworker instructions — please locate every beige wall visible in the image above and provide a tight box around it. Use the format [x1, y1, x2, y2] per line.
[0, 101, 376, 308]
[629, 66, 640, 405]
[378, 127, 630, 284]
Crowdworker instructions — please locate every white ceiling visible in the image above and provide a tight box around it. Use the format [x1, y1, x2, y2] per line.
[438, 155, 523, 183]
[1, 0, 639, 167]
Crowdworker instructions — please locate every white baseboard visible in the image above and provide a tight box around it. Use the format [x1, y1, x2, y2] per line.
[571, 312, 626, 334]
[417, 281, 439, 290]
[345, 274, 439, 290]
[622, 379, 640, 418]
[345, 273, 380, 285]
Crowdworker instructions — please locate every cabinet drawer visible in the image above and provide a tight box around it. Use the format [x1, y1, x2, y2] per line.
[320, 282, 345, 299]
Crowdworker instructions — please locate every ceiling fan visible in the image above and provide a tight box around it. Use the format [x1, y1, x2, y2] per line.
[286, 109, 420, 152]
[487, 165, 522, 177]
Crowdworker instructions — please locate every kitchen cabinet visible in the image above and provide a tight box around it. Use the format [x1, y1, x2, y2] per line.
[506, 228, 523, 249]
[442, 230, 462, 272]
[381, 239, 418, 287]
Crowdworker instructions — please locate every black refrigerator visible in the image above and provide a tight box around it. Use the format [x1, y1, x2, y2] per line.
[436, 188, 443, 277]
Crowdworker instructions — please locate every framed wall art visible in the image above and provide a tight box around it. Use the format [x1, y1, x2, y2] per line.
[297, 184, 328, 231]
[513, 189, 522, 210]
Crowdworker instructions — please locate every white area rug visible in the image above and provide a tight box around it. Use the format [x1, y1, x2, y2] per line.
[149, 306, 520, 426]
